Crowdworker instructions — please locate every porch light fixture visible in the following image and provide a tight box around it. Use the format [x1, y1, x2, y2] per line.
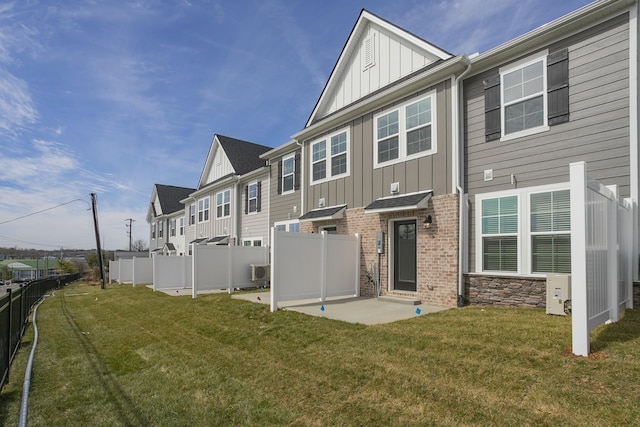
[423, 215, 432, 229]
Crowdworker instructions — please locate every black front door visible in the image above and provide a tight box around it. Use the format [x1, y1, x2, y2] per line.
[393, 220, 417, 291]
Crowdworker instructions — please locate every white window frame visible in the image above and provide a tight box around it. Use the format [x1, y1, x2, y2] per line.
[529, 188, 571, 274]
[274, 220, 299, 232]
[373, 91, 437, 168]
[170, 218, 176, 237]
[198, 197, 210, 223]
[216, 189, 231, 219]
[179, 217, 184, 236]
[189, 203, 196, 225]
[242, 237, 263, 247]
[247, 182, 258, 214]
[281, 154, 295, 194]
[310, 127, 350, 185]
[158, 220, 163, 238]
[499, 50, 549, 142]
[151, 223, 156, 239]
[474, 182, 570, 277]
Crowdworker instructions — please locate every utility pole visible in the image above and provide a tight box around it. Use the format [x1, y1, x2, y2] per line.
[125, 218, 136, 251]
[91, 193, 106, 289]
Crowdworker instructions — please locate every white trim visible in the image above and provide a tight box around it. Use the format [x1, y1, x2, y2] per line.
[247, 181, 259, 214]
[281, 153, 296, 195]
[309, 126, 351, 185]
[499, 50, 549, 142]
[629, 2, 639, 281]
[197, 196, 210, 223]
[373, 90, 438, 168]
[274, 219, 300, 232]
[215, 189, 231, 219]
[474, 182, 570, 275]
[242, 237, 264, 247]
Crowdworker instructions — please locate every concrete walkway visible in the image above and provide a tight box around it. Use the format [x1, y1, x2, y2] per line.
[232, 291, 448, 325]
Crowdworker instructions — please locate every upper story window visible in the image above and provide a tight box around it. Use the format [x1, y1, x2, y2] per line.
[169, 218, 176, 237]
[374, 92, 436, 168]
[282, 155, 295, 193]
[179, 217, 184, 236]
[158, 220, 164, 238]
[484, 48, 569, 142]
[151, 223, 156, 239]
[189, 203, 196, 225]
[245, 182, 261, 214]
[310, 127, 350, 185]
[198, 197, 210, 223]
[216, 189, 231, 218]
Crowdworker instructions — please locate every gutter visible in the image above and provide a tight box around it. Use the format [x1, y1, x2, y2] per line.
[452, 57, 473, 307]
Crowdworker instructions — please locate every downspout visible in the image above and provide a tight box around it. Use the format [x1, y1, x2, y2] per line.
[294, 139, 304, 216]
[453, 58, 473, 307]
[232, 176, 240, 245]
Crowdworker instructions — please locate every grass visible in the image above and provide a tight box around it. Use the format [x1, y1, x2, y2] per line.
[1, 282, 640, 426]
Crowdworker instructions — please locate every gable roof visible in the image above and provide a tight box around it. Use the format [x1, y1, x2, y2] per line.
[197, 134, 271, 189]
[155, 184, 195, 215]
[306, 9, 453, 127]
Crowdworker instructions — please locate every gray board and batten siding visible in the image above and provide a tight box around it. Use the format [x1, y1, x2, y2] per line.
[303, 79, 453, 212]
[269, 149, 302, 224]
[463, 12, 631, 272]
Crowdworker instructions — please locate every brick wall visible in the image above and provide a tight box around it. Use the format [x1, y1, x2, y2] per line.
[464, 275, 546, 308]
[301, 194, 460, 307]
[634, 282, 640, 307]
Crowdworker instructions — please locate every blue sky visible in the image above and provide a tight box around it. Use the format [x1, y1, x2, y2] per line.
[0, 0, 592, 251]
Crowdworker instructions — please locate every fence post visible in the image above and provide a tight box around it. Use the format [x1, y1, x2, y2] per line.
[192, 244, 198, 299]
[320, 231, 328, 302]
[5, 289, 12, 384]
[355, 234, 361, 297]
[132, 257, 137, 287]
[570, 161, 589, 356]
[606, 185, 619, 322]
[624, 198, 634, 309]
[270, 227, 277, 312]
[227, 245, 233, 295]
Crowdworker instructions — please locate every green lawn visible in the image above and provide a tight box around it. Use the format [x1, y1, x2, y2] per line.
[1, 282, 639, 426]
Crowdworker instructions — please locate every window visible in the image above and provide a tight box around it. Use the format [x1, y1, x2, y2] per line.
[158, 221, 164, 238]
[189, 204, 196, 225]
[530, 190, 571, 273]
[274, 220, 299, 232]
[481, 196, 518, 272]
[245, 182, 261, 214]
[242, 238, 263, 247]
[179, 217, 184, 236]
[475, 184, 571, 275]
[282, 155, 295, 193]
[374, 92, 436, 167]
[310, 127, 349, 184]
[198, 197, 210, 223]
[151, 223, 156, 239]
[502, 54, 547, 137]
[170, 219, 176, 237]
[216, 190, 230, 218]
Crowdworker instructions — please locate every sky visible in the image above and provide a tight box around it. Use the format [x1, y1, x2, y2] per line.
[0, 0, 593, 251]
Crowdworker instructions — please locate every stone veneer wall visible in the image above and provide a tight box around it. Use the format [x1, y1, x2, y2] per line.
[301, 193, 460, 307]
[464, 275, 546, 308]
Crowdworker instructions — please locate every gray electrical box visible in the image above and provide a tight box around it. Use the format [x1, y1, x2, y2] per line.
[546, 274, 571, 316]
[376, 232, 385, 254]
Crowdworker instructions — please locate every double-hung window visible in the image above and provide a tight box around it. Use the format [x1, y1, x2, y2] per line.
[158, 221, 164, 238]
[216, 190, 230, 218]
[500, 52, 548, 139]
[310, 127, 349, 184]
[151, 223, 156, 239]
[198, 197, 210, 223]
[247, 182, 258, 213]
[374, 92, 436, 167]
[282, 155, 295, 193]
[170, 219, 176, 237]
[530, 190, 571, 273]
[476, 184, 571, 275]
[189, 204, 196, 225]
[481, 196, 518, 272]
[179, 217, 184, 236]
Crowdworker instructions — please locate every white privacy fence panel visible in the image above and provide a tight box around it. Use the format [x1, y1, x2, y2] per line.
[570, 161, 634, 356]
[118, 259, 134, 283]
[153, 255, 192, 290]
[132, 258, 153, 286]
[191, 245, 268, 297]
[270, 229, 360, 312]
[109, 260, 117, 282]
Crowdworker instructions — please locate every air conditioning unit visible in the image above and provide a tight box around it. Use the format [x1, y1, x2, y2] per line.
[250, 264, 270, 282]
[546, 274, 571, 316]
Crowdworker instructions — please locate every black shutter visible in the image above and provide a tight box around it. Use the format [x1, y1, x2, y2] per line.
[547, 48, 569, 125]
[257, 181, 262, 212]
[484, 75, 501, 142]
[294, 152, 301, 190]
[277, 160, 283, 195]
[244, 185, 248, 214]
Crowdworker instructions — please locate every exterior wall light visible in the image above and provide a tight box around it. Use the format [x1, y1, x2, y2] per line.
[424, 215, 433, 229]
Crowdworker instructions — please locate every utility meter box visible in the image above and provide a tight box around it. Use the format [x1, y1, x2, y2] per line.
[546, 274, 571, 316]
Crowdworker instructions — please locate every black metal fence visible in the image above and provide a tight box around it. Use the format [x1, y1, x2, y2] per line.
[0, 274, 80, 392]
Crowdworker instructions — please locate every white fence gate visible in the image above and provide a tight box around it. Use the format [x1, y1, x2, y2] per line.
[270, 229, 360, 312]
[152, 255, 192, 291]
[570, 161, 634, 356]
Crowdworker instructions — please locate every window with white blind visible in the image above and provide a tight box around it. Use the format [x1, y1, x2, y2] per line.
[475, 184, 570, 275]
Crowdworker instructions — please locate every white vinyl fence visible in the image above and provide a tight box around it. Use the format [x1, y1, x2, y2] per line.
[152, 255, 192, 291]
[191, 244, 269, 297]
[570, 161, 634, 356]
[270, 229, 360, 312]
[132, 257, 153, 286]
[108, 257, 152, 285]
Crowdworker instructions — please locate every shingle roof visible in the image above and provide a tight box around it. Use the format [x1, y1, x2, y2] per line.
[299, 205, 347, 222]
[216, 135, 271, 175]
[155, 184, 195, 215]
[364, 191, 433, 213]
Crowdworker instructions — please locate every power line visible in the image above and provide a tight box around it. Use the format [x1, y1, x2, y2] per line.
[0, 199, 90, 225]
